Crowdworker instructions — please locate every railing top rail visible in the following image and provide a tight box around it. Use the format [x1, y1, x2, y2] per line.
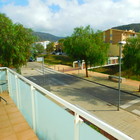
[0, 67, 7, 70]
[3, 67, 134, 140]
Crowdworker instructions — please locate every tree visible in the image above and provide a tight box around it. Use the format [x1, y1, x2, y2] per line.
[34, 43, 44, 55]
[46, 42, 54, 53]
[123, 35, 140, 74]
[64, 25, 109, 77]
[0, 13, 35, 72]
[57, 38, 65, 52]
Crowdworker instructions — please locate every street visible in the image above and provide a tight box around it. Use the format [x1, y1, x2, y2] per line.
[23, 62, 140, 116]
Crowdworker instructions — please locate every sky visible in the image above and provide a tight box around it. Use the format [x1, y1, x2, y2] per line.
[0, 0, 140, 36]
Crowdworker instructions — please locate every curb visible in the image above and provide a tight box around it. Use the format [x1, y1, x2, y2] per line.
[65, 73, 140, 98]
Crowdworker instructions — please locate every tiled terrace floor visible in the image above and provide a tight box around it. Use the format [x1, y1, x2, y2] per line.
[0, 92, 38, 140]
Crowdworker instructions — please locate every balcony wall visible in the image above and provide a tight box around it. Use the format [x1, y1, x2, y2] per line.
[0, 67, 133, 140]
[0, 69, 7, 92]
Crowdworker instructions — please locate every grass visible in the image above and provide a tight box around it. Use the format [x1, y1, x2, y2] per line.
[44, 54, 74, 66]
[89, 65, 140, 81]
[39, 54, 140, 81]
[89, 65, 119, 75]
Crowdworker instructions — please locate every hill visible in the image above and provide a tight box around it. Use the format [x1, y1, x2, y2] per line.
[112, 23, 140, 32]
[33, 32, 64, 42]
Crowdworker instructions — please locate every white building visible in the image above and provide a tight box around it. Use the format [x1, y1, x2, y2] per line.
[35, 41, 50, 49]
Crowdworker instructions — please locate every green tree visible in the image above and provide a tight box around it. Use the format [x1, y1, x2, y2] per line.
[64, 25, 109, 77]
[0, 13, 35, 72]
[34, 43, 44, 55]
[46, 42, 54, 53]
[57, 38, 65, 52]
[123, 35, 140, 74]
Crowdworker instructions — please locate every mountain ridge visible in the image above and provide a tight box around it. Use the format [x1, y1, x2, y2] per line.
[33, 31, 65, 42]
[112, 23, 140, 32]
[33, 23, 140, 41]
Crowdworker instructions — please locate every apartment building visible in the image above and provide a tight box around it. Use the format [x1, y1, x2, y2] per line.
[35, 40, 50, 49]
[103, 29, 137, 56]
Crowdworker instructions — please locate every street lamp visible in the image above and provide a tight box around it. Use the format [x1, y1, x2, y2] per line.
[117, 41, 126, 111]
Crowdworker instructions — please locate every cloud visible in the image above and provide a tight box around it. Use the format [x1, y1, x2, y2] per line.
[1, 0, 140, 36]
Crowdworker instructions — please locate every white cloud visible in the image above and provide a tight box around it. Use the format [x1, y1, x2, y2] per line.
[1, 0, 140, 36]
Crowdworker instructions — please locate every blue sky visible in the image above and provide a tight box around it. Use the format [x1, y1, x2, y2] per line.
[0, 0, 140, 36]
[0, 0, 120, 7]
[0, 0, 86, 7]
[49, 4, 61, 13]
[0, 0, 28, 7]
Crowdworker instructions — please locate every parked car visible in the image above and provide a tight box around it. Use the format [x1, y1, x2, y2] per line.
[51, 51, 56, 55]
[55, 52, 60, 55]
[59, 52, 63, 55]
[51, 51, 63, 55]
[28, 57, 35, 62]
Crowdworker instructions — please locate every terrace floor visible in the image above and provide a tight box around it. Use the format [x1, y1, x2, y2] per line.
[0, 92, 38, 140]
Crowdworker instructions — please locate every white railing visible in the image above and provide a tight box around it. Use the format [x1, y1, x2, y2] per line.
[0, 67, 134, 140]
[73, 57, 119, 70]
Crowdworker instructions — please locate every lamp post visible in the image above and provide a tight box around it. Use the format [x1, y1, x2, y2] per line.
[118, 41, 126, 111]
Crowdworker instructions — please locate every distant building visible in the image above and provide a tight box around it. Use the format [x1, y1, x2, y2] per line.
[103, 29, 138, 56]
[53, 42, 59, 51]
[35, 41, 50, 49]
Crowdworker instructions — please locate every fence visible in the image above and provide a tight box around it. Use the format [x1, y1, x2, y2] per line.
[0, 67, 134, 140]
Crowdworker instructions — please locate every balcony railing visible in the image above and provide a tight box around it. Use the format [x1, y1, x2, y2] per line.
[0, 67, 134, 140]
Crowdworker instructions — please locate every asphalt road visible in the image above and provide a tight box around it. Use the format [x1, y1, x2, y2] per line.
[24, 62, 140, 116]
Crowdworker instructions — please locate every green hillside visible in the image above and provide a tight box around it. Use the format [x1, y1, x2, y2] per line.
[33, 23, 140, 42]
[33, 31, 64, 42]
[112, 23, 140, 32]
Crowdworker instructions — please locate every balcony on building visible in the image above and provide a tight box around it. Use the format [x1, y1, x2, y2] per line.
[0, 67, 134, 140]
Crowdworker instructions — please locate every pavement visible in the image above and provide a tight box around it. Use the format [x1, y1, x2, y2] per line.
[48, 64, 140, 97]
[21, 62, 140, 140]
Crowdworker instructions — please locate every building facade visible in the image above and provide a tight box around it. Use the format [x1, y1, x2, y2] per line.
[35, 40, 50, 49]
[103, 29, 138, 56]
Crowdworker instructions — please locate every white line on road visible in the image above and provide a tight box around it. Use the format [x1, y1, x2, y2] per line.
[44, 69, 55, 74]
[35, 69, 69, 87]
[120, 98, 140, 109]
[51, 78, 69, 86]
[36, 68, 55, 74]
[36, 69, 49, 74]
[132, 109, 140, 116]
[36, 67, 75, 78]
[30, 77, 37, 81]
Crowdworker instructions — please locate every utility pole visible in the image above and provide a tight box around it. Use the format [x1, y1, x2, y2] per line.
[117, 41, 126, 111]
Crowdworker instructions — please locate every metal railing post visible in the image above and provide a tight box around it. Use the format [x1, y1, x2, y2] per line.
[31, 85, 36, 132]
[7, 70, 12, 96]
[74, 113, 83, 140]
[6, 69, 10, 93]
[15, 75, 20, 109]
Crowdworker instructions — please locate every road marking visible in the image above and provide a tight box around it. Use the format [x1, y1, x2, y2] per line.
[36, 69, 43, 74]
[51, 78, 69, 86]
[120, 98, 140, 109]
[36, 69, 55, 74]
[30, 77, 36, 81]
[36, 67, 74, 78]
[132, 109, 140, 116]
[44, 69, 55, 74]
